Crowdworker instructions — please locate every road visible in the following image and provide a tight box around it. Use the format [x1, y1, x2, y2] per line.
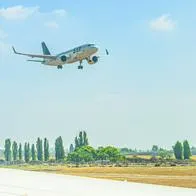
[0, 168, 195, 196]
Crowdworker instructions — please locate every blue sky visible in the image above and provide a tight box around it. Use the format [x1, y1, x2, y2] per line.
[0, 1, 196, 149]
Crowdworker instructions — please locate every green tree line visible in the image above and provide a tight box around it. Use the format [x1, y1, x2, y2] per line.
[2, 133, 193, 164]
[3, 137, 50, 163]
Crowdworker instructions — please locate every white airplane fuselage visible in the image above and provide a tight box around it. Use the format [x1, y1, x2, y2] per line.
[44, 44, 98, 66]
[12, 42, 103, 69]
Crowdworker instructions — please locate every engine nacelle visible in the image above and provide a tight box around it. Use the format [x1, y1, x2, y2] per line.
[59, 55, 67, 62]
[88, 56, 98, 64]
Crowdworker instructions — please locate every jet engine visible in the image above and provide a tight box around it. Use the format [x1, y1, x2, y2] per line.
[87, 56, 98, 64]
[58, 54, 68, 63]
[59, 55, 67, 62]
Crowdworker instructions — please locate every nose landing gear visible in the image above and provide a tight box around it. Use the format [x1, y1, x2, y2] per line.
[57, 65, 63, 69]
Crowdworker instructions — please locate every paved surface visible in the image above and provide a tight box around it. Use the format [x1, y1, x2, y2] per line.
[0, 168, 196, 196]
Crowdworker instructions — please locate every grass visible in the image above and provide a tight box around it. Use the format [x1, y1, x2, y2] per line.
[191, 155, 196, 161]
[125, 155, 152, 159]
[126, 154, 196, 161]
[4, 165, 196, 189]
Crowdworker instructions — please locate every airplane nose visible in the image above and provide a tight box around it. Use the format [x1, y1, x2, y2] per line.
[93, 46, 98, 53]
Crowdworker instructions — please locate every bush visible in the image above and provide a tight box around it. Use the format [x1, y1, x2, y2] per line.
[29, 160, 43, 165]
[154, 163, 161, 167]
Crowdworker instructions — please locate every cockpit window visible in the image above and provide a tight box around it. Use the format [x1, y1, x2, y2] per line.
[88, 44, 95, 47]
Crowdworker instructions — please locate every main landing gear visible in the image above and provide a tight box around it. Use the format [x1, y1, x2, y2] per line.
[78, 60, 83, 69]
[78, 65, 83, 69]
[57, 65, 63, 69]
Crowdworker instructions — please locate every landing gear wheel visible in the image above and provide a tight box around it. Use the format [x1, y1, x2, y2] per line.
[78, 60, 83, 70]
[78, 65, 83, 69]
[57, 65, 63, 69]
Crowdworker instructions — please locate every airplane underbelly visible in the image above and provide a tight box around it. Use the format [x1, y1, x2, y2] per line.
[44, 59, 63, 66]
[77, 52, 86, 59]
[67, 58, 78, 64]
[67, 52, 87, 63]
[77, 50, 94, 59]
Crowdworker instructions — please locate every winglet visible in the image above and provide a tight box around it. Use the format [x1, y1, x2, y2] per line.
[12, 46, 17, 54]
[106, 49, 109, 55]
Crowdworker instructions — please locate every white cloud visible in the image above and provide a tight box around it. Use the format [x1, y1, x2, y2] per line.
[44, 21, 59, 29]
[0, 28, 7, 39]
[53, 9, 66, 17]
[0, 5, 39, 20]
[150, 14, 175, 32]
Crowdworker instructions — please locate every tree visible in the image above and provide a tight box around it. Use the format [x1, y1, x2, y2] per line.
[19, 143, 22, 161]
[44, 138, 49, 161]
[55, 136, 65, 161]
[24, 142, 30, 163]
[77, 146, 96, 162]
[67, 146, 96, 163]
[159, 148, 173, 160]
[96, 146, 121, 162]
[96, 147, 109, 160]
[183, 140, 191, 160]
[4, 139, 12, 162]
[158, 148, 173, 160]
[74, 131, 89, 149]
[83, 131, 89, 146]
[152, 145, 159, 156]
[12, 141, 18, 161]
[69, 144, 74, 153]
[74, 136, 79, 149]
[79, 131, 83, 147]
[67, 151, 81, 163]
[31, 144, 36, 161]
[36, 137, 43, 161]
[173, 141, 183, 160]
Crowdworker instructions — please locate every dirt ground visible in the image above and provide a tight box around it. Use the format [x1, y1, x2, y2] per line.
[7, 165, 196, 188]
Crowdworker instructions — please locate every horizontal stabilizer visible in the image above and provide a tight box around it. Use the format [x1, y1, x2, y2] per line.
[27, 59, 44, 63]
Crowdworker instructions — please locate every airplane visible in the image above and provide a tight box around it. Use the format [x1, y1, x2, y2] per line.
[12, 42, 109, 69]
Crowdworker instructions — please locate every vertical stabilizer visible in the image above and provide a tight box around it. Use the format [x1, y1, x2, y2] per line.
[41, 42, 51, 55]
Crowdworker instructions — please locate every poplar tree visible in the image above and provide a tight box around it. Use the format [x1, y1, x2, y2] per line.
[4, 139, 12, 162]
[183, 140, 191, 160]
[12, 141, 18, 161]
[75, 137, 79, 149]
[79, 131, 83, 147]
[69, 144, 74, 153]
[55, 136, 65, 160]
[24, 142, 30, 163]
[19, 143, 22, 161]
[36, 137, 43, 161]
[31, 144, 36, 161]
[83, 131, 89, 146]
[173, 141, 183, 160]
[44, 138, 49, 161]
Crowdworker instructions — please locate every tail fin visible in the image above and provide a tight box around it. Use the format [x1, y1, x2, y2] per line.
[41, 42, 51, 55]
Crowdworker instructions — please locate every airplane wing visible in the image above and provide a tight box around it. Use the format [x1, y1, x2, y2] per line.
[12, 47, 57, 60]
